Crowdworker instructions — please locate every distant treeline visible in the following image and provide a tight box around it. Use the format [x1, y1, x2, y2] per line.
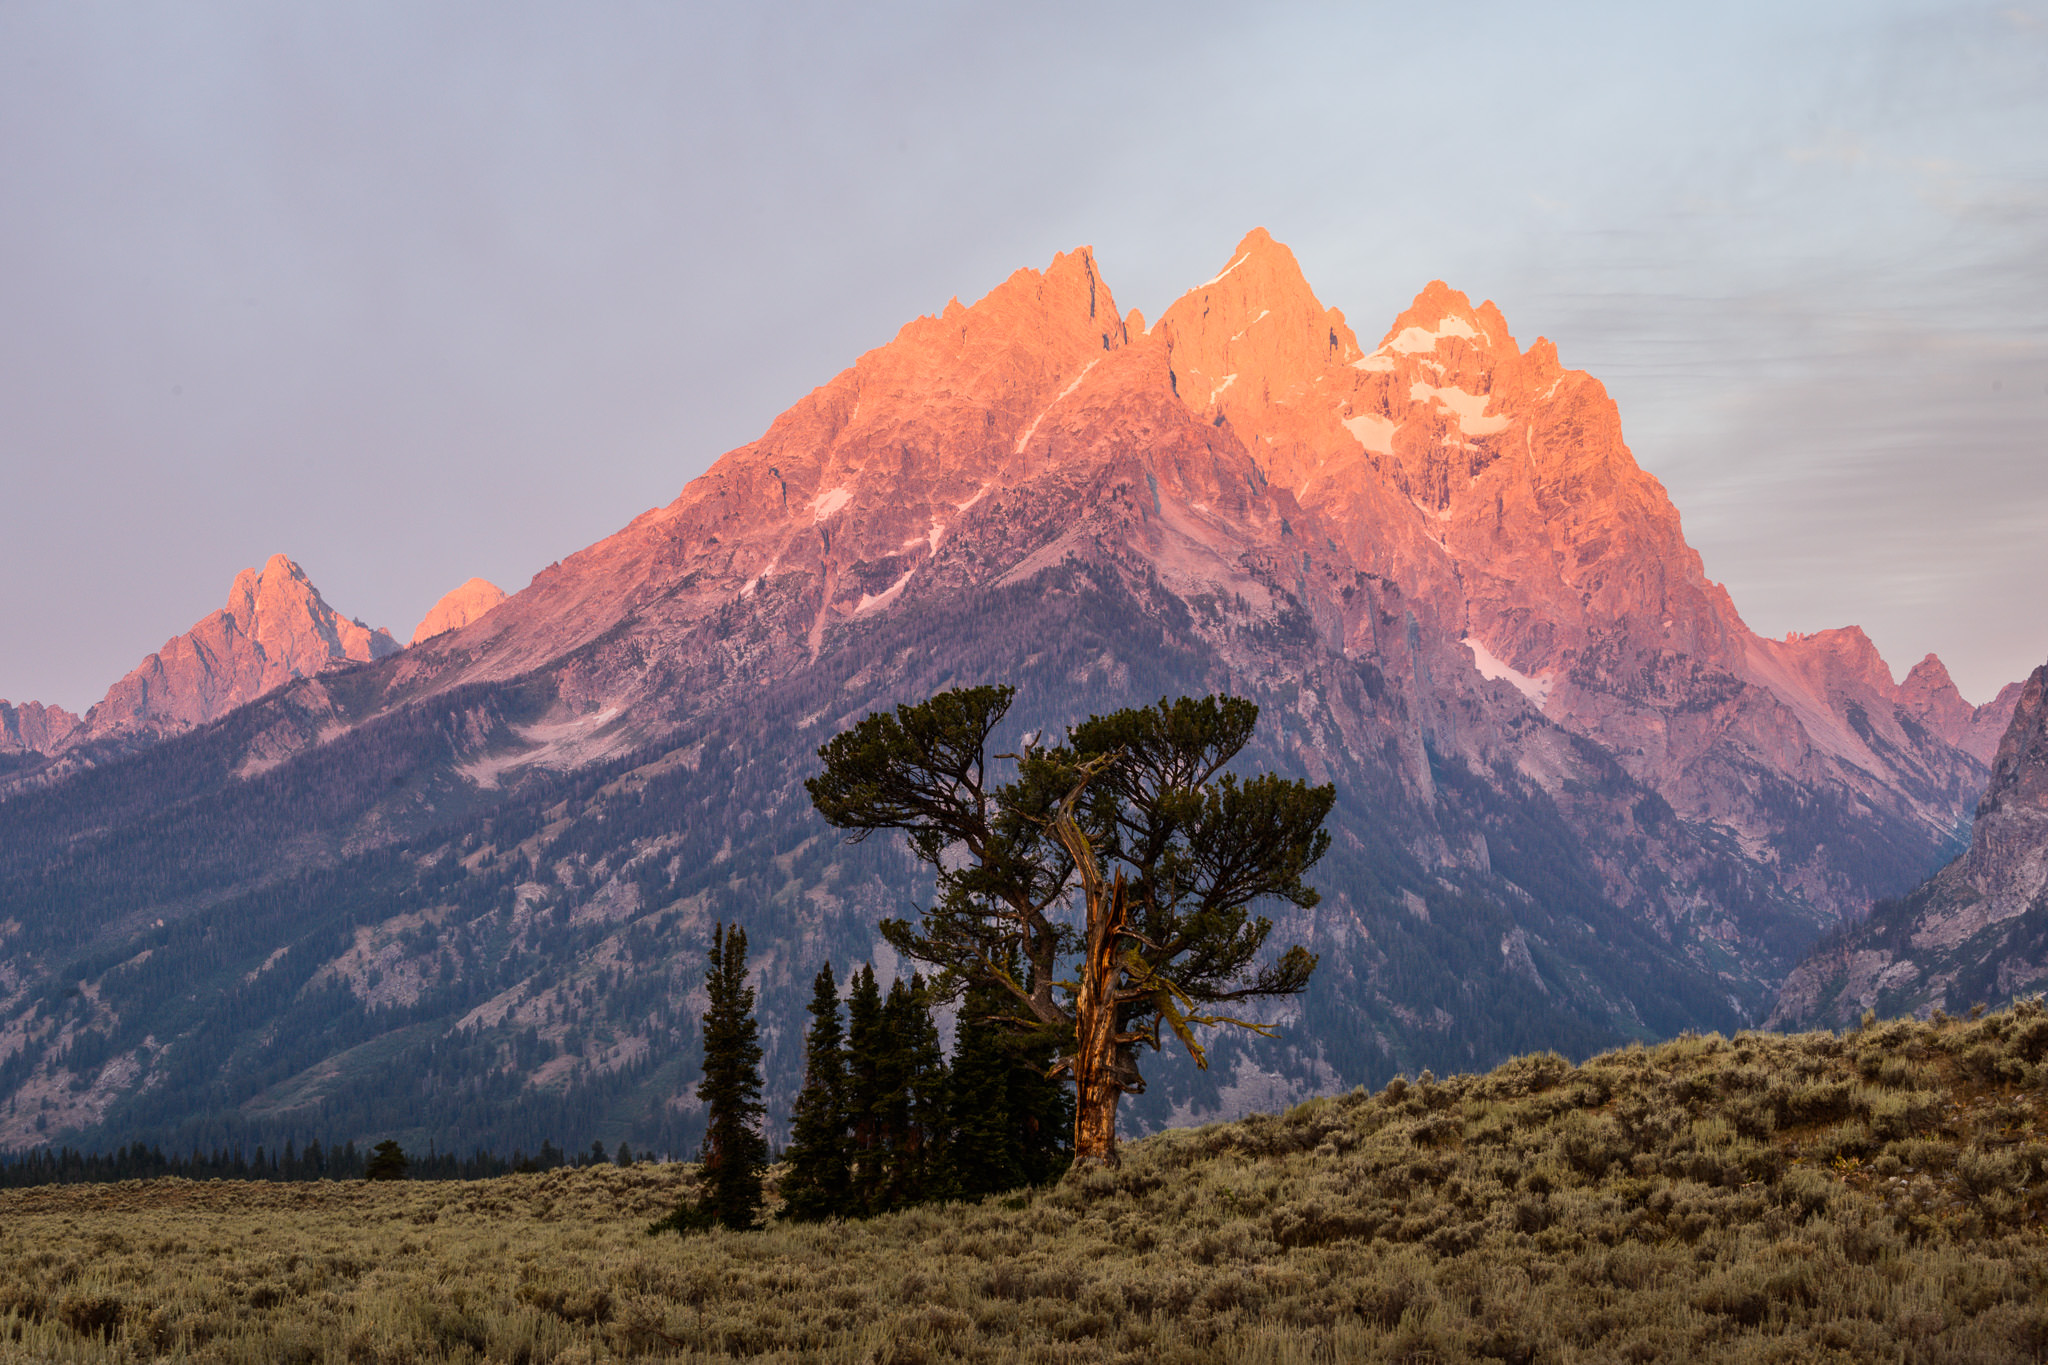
[0, 1136, 652, 1189]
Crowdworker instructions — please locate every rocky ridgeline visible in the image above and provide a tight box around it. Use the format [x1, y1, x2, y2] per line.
[1774, 661, 2048, 1026]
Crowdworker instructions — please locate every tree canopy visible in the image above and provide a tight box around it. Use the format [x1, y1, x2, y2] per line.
[808, 686, 1332, 1165]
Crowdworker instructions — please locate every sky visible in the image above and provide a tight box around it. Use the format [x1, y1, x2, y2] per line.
[2, 1, 2044, 710]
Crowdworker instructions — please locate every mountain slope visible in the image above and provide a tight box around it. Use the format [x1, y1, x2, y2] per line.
[1771, 659, 2048, 1026]
[0, 234, 2010, 1156]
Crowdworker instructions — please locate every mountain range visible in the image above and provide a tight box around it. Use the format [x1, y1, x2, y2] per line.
[0, 230, 2023, 1156]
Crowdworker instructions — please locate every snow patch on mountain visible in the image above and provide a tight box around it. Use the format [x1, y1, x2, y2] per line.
[1388, 314, 1480, 354]
[1014, 359, 1102, 454]
[1465, 637, 1552, 708]
[1411, 382, 1512, 436]
[1199, 252, 1252, 288]
[856, 566, 919, 617]
[1342, 412, 1399, 455]
[459, 707, 629, 789]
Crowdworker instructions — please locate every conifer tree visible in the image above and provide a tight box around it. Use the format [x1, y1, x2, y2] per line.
[844, 964, 886, 1214]
[947, 967, 1073, 1196]
[873, 974, 947, 1211]
[779, 961, 852, 1221]
[659, 922, 767, 1233]
[947, 974, 1025, 1198]
[363, 1139, 408, 1181]
[870, 979, 915, 1212]
[1007, 1010, 1075, 1187]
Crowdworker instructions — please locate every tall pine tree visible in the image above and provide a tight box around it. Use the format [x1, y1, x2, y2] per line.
[947, 973, 1024, 1198]
[779, 962, 852, 1221]
[874, 974, 948, 1212]
[844, 964, 886, 1215]
[1007, 1011, 1075, 1188]
[659, 922, 766, 1233]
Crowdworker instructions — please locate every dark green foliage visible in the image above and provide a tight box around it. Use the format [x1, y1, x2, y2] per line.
[946, 977, 1025, 1199]
[842, 971, 950, 1215]
[1059, 694, 1333, 1016]
[657, 924, 766, 1234]
[843, 965, 885, 1215]
[778, 963, 852, 1222]
[778, 958, 1069, 1221]
[871, 975, 949, 1212]
[1, 1138, 372, 1187]
[362, 1139, 408, 1181]
[948, 972, 1073, 1196]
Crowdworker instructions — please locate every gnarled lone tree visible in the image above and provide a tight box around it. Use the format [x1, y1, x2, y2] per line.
[807, 686, 1332, 1168]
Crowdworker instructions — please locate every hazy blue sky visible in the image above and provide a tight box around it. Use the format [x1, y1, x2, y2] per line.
[3, 2, 2043, 709]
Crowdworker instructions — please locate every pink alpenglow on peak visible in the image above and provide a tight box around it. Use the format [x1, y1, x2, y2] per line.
[66, 553, 399, 747]
[0, 699, 79, 754]
[411, 578, 509, 645]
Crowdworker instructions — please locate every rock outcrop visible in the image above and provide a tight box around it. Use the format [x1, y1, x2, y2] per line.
[410, 578, 508, 644]
[63, 554, 400, 749]
[0, 700, 78, 755]
[1771, 662, 2048, 1026]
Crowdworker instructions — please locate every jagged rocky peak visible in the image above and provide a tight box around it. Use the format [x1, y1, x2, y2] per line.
[725, 244, 1130, 505]
[1157, 227, 1363, 415]
[411, 578, 508, 645]
[228, 553, 400, 676]
[1375, 280, 1511, 363]
[1773, 626, 1899, 696]
[65, 554, 399, 746]
[1900, 653, 2019, 764]
[0, 698, 79, 755]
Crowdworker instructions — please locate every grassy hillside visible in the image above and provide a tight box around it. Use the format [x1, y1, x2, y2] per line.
[2, 1002, 2044, 1364]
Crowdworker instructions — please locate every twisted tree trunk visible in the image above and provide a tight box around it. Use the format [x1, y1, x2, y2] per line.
[1070, 871, 1131, 1168]
[1049, 757, 1130, 1169]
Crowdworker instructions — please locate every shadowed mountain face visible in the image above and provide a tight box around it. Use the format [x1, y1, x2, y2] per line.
[0, 234, 2014, 1155]
[1771, 661, 2048, 1028]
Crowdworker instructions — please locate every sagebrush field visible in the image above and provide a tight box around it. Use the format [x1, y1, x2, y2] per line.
[4, 1003, 2046, 1363]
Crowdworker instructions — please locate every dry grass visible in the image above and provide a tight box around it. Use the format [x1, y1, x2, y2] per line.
[3, 1001, 2046, 1363]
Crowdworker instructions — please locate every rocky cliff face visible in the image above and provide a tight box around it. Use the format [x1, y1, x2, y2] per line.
[0, 700, 78, 755]
[0, 232, 2016, 1154]
[1155, 231, 2010, 919]
[1771, 662, 2048, 1026]
[61, 554, 399, 751]
[411, 578, 508, 644]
